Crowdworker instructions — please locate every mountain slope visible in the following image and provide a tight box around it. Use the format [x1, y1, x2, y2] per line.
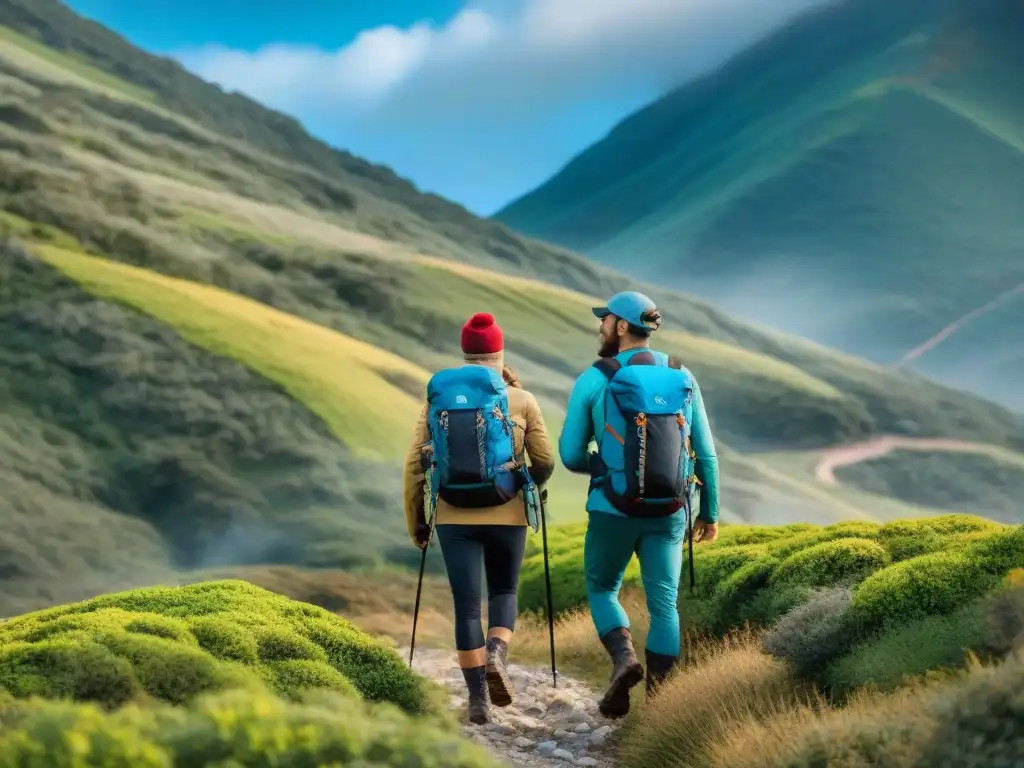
[495, 0, 1024, 411]
[1, 0, 1022, 617]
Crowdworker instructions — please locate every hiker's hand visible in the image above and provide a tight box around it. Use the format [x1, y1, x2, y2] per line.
[693, 519, 718, 543]
[414, 523, 432, 550]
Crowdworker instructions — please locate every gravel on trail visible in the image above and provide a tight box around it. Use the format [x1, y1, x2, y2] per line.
[404, 647, 623, 768]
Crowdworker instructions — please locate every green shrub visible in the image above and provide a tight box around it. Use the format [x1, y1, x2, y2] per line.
[0, 688, 499, 768]
[774, 538, 890, 589]
[0, 580, 436, 714]
[822, 601, 989, 694]
[913, 650, 1024, 766]
[762, 526, 878, 560]
[708, 523, 821, 546]
[849, 550, 1002, 633]
[876, 515, 1005, 560]
[684, 544, 769, 598]
[704, 557, 802, 634]
[762, 587, 855, 679]
[967, 524, 1024, 574]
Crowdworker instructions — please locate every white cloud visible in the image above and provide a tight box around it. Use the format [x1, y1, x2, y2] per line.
[175, 0, 835, 212]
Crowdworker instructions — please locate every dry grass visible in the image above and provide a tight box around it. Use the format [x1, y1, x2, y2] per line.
[36, 244, 430, 460]
[616, 631, 817, 768]
[710, 683, 937, 768]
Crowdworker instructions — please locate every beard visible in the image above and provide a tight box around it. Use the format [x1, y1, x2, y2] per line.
[598, 335, 619, 358]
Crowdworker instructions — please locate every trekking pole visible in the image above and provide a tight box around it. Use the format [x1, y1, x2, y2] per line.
[409, 449, 437, 669]
[408, 521, 434, 668]
[539, 489, 557, 688]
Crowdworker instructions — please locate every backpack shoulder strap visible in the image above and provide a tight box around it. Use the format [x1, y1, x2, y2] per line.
[626, 350, 657, 367]
[592, 358, 623, 381]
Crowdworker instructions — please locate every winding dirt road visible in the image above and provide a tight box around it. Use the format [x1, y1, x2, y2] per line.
[814, 435, 1022, 484]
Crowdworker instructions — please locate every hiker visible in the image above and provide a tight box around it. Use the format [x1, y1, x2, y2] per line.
[558, 290, 720, 717]
[403, 312, 556, 725]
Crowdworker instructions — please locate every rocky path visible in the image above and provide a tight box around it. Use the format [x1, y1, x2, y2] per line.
[404, 647, 622, 767]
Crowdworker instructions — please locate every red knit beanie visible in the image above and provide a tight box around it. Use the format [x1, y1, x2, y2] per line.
[461, 312, 504, 355]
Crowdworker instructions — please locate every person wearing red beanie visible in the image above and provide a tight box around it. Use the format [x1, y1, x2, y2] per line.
[403, 311, 555, 725]
[461, 312, 504, 356]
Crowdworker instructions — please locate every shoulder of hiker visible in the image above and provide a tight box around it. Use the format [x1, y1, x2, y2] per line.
[510, 386, 540, 415]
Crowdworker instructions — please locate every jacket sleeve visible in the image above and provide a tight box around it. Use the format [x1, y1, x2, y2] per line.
[559, 368, 598, 474]
[689, 376, 720, 524]
[402, 404, 430, 545]
[522, 392, 556, 487]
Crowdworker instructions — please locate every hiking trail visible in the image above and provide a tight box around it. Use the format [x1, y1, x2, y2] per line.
[404, 646, 622, 767]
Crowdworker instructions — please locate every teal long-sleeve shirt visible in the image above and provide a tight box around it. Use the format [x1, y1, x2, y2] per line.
[557, 347, 720, 523]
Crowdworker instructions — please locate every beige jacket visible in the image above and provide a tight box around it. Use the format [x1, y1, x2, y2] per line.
[402, 355, 556, 545]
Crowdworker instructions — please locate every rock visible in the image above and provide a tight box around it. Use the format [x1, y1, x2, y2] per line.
[553, 729, 572, 739]
[589, 725, 613, 749]
[513, 737, 536, 749]
[552, 748, 575, 761]
[575, 759, 599, 767]
[506, 714, 545, 732]
[537, 741, 559, 757]
[567, 711, 590, 724]
[572, 722, 592, 733]
[486, 722, 517, 736]
[525, 700, 547, 716]
[547, 690, 579, 712]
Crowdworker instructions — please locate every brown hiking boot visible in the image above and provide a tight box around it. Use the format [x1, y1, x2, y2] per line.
[485, 637, 516, 707]
[598, 627, 645, 718]
[462, 666, 492, 725]
[645, 649, 677, 698]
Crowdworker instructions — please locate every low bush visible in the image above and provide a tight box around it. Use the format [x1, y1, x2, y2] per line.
[848, 550, 1002, 634]
[822, 602, 989, 694]
[0, 580, 438, 714]
[0, 688, 499, 768]
[773, 538, 890, 588]
[762, 587, 855, 679]
[876, 514, 1005, 562]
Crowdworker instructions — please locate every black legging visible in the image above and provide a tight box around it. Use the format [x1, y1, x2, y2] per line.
[436, 524, 528, 651]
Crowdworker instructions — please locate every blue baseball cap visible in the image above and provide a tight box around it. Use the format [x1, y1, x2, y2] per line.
[592, 291, 661, 332]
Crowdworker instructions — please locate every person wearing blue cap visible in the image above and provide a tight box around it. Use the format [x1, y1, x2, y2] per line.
[558, 290, 720, 717]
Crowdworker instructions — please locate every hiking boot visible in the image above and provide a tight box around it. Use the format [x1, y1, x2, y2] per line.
[598, 627, 645, 718]
[462, 666, 492, 724]
[645, 649, 677, 698]
[485, 636, 516, 707]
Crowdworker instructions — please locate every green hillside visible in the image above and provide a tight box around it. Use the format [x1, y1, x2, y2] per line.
[1, 0, 1023, 620]
[495, 0, 1024, 412]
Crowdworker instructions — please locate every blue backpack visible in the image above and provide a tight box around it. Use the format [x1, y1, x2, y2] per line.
[591, 351, 697, 518]
[424, 365, 529, 510]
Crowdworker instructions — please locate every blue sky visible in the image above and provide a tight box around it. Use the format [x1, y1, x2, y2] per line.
[64, 0, 829, 216]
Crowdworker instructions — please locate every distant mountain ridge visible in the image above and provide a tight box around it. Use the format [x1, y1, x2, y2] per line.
[495, 0, 1024, 412]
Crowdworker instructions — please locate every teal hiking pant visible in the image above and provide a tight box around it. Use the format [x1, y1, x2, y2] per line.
[584, 509, 686, 657]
